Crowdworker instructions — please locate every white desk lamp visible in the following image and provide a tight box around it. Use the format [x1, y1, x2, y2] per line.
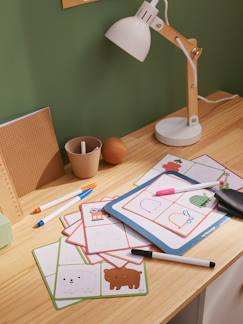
[105, 0, 237, 146]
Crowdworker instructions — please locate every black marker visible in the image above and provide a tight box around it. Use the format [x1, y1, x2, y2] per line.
[131, 249, 216, 268]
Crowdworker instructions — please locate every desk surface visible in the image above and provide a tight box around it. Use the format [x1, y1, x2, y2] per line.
[1, 91, 243, 324]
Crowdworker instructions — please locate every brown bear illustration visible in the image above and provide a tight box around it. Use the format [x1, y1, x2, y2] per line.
[104, 267, 142, 290]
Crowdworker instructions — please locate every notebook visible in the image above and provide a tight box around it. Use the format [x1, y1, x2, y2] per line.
[0, 107, 64, 197]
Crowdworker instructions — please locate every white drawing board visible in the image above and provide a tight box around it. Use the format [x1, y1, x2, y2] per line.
[105, 172, 230, 255]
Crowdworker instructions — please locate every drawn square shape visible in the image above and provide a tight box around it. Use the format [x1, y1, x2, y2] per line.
[123, 190, 172, 220]
[176, 189, 216, 215]
[155, 204, 207, 237]
[85, 223, 129, 254]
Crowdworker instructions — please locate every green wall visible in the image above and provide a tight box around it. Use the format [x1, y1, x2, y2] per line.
[0, 0, 242, 148]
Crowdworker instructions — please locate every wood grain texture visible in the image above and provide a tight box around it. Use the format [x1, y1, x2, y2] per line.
[0, 91, 243, 324]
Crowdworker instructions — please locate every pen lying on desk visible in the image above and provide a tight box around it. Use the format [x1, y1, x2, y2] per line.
[33, 188, 93, 228]
[155, 180, 225, 196]
[31, 183, 96, 214]
[131, 249, 216, 268]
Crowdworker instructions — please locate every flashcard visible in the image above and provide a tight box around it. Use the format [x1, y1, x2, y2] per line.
[59, 237, 86, 265]
[33, 242, 59, 276]
[101, 263, 148, 296]
[54, 262, 148, 300]
[60, 197, 114, 228]
[66, 223, 86, 247]
[106, 249, 145, 265]
[184, 163, 224, 185]
[81, 248, 104, 265]
[99, 253, 128, 268]
[33, 241, 84, 309]
[81, 200, 151, 254]
[192, 155, 243, 190]
[153, 154, 194, 174]
[136, 154, 194, 186]
[63, 211, 81, 227]
[135, 153, 243, 191]
[62, 220, 82, 236]
[46, 274, 81, 309]
[55, 264, 101, 299]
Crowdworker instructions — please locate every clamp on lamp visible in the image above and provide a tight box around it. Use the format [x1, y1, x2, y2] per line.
[105, 0, 203, 146]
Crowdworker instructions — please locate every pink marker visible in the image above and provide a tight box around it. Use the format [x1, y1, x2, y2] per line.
[155, 180, 225, 196]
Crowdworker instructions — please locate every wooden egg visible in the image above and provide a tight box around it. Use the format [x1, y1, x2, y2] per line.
[101, 137, 128, 165]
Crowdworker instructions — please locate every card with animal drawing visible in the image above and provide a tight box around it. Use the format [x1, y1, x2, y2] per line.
[81, 200, 151, 254]
[101, 262, 148, 297]
[33, 239, 86, 309]
[54, 261, 148, 300]
[135, 153, 243, 190]
[60, 197, 115, 228]
[136, 154, 194, 186]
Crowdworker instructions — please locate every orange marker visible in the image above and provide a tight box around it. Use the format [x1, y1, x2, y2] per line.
[31, 183, 96, 214]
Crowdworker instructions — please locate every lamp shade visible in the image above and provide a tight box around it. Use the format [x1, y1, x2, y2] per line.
[105, 16, 151, 62]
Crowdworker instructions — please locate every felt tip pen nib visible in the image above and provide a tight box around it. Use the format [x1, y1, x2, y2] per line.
[31, 207, 41, 214]
[33, 220, 45, 228]
[210, 261, 216, 268]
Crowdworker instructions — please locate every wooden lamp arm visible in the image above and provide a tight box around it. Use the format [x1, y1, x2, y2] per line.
[152, 21, 203, 126]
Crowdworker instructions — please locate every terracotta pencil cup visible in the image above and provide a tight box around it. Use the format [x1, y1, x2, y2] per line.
[65, 136, 102, 179]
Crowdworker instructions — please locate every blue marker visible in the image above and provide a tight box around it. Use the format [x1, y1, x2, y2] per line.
[34, 189, 93, 228]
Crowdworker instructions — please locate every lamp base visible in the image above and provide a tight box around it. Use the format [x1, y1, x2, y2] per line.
[155, 117, 202, 146]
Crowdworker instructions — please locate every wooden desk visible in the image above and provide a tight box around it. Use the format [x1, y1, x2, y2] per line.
[1, 91, 243, 324]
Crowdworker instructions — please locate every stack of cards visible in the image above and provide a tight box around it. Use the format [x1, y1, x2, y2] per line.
[33, 237, 148, 310]
[60, 196, 152, 267]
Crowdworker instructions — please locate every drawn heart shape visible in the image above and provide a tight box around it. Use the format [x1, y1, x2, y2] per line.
[140, 199, 161, 213]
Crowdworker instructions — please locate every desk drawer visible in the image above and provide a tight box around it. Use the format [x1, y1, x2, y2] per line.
[202, 256, 243, 324]
[169, 256, 243, 324]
